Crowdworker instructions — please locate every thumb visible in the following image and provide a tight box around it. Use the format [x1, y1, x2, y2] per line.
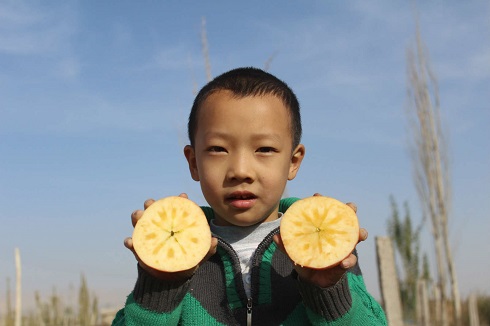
[273, 234, 286, 254]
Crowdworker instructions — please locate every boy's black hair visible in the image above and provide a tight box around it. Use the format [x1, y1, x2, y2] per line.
[187, 67, 302, 149]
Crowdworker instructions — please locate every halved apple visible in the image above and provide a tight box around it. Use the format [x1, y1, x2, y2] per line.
[132, 196, 211, 272]
[280, 196, 359, 269]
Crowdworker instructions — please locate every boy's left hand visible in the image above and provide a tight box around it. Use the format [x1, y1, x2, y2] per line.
[273, 196, 368, 288]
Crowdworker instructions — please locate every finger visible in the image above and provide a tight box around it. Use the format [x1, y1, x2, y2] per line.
[179, 193, 189, 199]
[359, 228, 368, 242]
[340, 253, 358, 269]
[210, 237, 218, 255]
[124, 237, 140, 262]
[124, 237, 134, 251]
[345, 202, 357, 213]
[144, 198, 155, 210]
[201, 237, 218, 263]
[131, 210, 144, 227]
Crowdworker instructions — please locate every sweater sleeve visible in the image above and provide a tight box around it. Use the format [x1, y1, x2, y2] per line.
[279, 197, 301, 213]
[296, 272, 387, 325]
[279, 197, 387, 325]
[111, 264, 191, 326]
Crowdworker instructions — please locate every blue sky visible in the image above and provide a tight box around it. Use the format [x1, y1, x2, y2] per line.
[1, 1, 489, 311]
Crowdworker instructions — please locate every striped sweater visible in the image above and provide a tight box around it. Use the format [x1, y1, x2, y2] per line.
[112, 198, 387, 325]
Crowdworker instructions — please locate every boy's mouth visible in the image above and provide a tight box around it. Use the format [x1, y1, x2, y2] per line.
[226, 191, 257, 209]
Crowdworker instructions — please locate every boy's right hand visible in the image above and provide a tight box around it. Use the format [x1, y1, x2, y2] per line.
[123, 193, 218, 282]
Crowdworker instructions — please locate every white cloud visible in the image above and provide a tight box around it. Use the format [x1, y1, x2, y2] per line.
[349, 0, 412, 26]
[0, 2, 82, 82]
[437, 46, 490, 81]
[153, 44, 196, 70]
[112, 21, 133, 48]
[57, 57, 81, 79]
[123, 42, 201, 75]
[0, 1, 76, 55]
[469, 48, 490, 79]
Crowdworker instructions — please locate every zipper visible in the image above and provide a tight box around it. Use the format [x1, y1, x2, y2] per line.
[247, 297, 252, 326]
[216, 229, 279, 326]
[246, 228, 279, 326]
[217, 238, 253, 325]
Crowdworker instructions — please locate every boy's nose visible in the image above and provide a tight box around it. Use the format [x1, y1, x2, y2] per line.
[226, 153, 255, 182]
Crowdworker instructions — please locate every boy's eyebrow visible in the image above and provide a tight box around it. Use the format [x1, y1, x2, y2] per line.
[203, 131, 284, 143]
[250, 133, 283, 143]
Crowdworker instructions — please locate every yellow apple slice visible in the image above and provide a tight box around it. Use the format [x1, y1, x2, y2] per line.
[132, 196, 211, 272]
[280, 196, 359, 269]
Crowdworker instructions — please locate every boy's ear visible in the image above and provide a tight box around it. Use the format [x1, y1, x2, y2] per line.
[288, 144, 305, 180]
[184, 145, 200, 181]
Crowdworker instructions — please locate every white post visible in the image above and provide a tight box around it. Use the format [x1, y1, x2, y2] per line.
[468, 293, 480, 326]
[375, 236, 404, 326]
[416, 279, 430, 326]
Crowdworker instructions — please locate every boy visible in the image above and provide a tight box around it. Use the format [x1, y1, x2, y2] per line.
[113, 67, 387, 325]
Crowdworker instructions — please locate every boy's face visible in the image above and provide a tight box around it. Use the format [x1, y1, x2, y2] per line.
[184, 90, 305, 226]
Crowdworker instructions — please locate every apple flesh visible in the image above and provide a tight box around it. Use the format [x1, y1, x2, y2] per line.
[132, 196, 212, 272]
[280, 196, 359, 269]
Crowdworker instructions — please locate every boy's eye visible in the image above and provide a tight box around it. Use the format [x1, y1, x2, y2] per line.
[207, 146, 226, 152]
[256, 147, 276, 153]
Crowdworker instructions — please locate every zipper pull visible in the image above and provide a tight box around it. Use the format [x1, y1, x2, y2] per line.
[247, 298, 252, 326]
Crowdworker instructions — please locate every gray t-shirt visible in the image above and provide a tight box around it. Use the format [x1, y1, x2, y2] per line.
[210, 214, 282, 298]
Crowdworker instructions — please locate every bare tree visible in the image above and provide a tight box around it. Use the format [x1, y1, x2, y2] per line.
[406, 21, 461, 325]
[201, 17, 212, 82]
[264, 51, 278, 72]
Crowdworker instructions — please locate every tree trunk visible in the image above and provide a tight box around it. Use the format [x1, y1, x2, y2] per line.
[443, 226, 461, 325]
[15, 248, 22, 326]
[416, 279, 430, 326]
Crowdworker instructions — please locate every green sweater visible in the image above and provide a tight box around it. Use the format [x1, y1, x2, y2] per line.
[112, 198, 387, 325]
